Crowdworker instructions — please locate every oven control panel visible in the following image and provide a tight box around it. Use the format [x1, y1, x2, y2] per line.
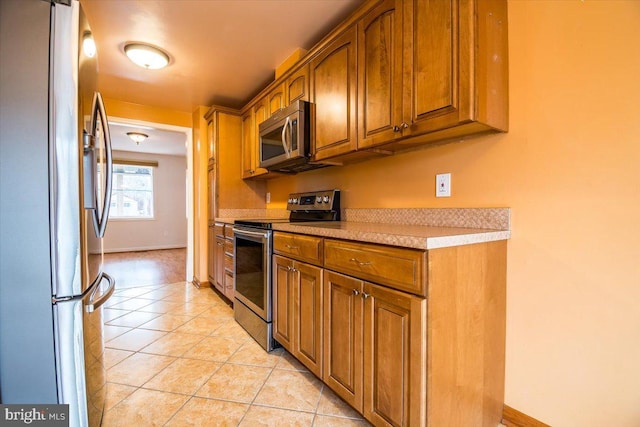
[287, 189, 340, 212]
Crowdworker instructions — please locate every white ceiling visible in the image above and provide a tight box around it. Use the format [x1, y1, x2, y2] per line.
[81, 0, 362, 156]
[81, 0, 363, 112]
[108, 120, 188, 156]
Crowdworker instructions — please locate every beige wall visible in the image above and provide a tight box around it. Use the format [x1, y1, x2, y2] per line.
[104, 151, 187, 253]
[266, 1, 640, 426]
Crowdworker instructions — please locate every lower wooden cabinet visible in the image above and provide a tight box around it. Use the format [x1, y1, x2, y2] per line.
[273, 232, 506, 427]
[323, 270, 364, 411]
[362, 281, 426, 427]
[207, 225, 216, 285]
[322, 270, 426, 426]
[273, 255, 323, 377]
[214, 235, 225, 294]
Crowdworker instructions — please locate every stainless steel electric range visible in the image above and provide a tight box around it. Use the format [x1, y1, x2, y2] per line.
[232, 189, 340, 351]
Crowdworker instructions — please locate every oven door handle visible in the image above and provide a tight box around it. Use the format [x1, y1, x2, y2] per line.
[233, 227, 270, 240]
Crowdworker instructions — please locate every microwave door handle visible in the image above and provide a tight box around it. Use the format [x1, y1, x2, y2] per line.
[281, 116, 291, 158]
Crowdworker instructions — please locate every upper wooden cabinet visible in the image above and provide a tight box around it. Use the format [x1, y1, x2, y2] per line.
[241, 99, 269, 179]
[268, 83, 286, 116]
[357, 0, 404, 149]
[359, 0, 508, 151]
[310, 26, 358, 162]
[285, 64, 310, 105]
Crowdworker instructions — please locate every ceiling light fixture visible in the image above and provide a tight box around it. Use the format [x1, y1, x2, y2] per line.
[127, 132, 149, 145]
[82, 33, 96, 58]
[124, 43, 170, 70]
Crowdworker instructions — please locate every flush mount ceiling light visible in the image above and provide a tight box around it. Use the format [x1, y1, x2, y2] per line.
[82, 33, 96, 58]
[124, 43, 170, 70]
[127, 132, 149, 145]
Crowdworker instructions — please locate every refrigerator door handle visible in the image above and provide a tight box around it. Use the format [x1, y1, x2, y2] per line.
[85, 272, 115, 313]
[82, 130, 97, 210]
[90, 91, 113, 238]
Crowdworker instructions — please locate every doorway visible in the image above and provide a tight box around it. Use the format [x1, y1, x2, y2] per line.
[104, 116, 193, 285]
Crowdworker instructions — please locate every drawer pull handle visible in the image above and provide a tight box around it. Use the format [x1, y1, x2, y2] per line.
[285, 244, 299, 250]
[352, 289, 360, 296]
[349, 258, 371, 266]
[217, 242, 224, 246]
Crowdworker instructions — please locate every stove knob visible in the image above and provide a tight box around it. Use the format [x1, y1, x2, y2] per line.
[322, 196, 330, 203]
[293, 198, 299, 204]
[316, 196, 322, 204]
[287, 198, 293, 204]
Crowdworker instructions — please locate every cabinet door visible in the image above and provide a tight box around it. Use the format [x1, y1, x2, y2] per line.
[363, 282, 426, 427]
[207, 226, 215, 284]
[207, 161, 216, 222]
[241, 110, 255, 178]
[286, 64, 310, 105]
[268, 83, 286, 116]
[403, 0, 472, 135]
[242, 105, 269, 179]
[214, 236, 225, 294]
[310, 25, 358, 161]
[323, 270, 364, 411]
[358, 0, 404, 149]
[294, 262, 323, 377]
[273, 255, 295, 352]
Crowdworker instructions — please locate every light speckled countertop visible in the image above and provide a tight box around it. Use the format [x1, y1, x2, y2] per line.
[270, 221, 509, 250]
[215, 207, 510, 249]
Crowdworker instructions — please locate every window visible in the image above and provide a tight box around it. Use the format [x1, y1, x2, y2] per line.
[108, 163, 154, 219]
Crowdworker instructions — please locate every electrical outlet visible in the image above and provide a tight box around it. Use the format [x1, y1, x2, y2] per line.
[266, 192, 271, 203]
[436, 173, 451, 197]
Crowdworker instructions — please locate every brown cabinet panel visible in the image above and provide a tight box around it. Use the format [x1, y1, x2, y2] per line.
[207, 162, 216, 222]
[324, 239, 426, 296]
[207, 226, 215, 284]
[295, 262, 323, 377]
[273, 255, 294, 351]
[286, 64, 310, 104]
[241, 102, 269, 179]
[310, 26, 358, 161]
[273, 232, 323, 265]
[363, 282, 426, 427]
[358, 0, 404, 149]
[268, 83, 286, 115]
[214, 236, 225, 294]
[323, 270, 363, 411]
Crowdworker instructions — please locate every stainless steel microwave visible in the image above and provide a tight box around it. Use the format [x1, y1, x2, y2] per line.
[259, 100, 326, 173]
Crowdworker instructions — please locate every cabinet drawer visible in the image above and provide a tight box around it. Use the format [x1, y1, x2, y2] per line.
[224, 226, 234, 240]
[214, 222, 225, 237]
[324, 239, 426, 296]
[274, 232, 323, 265]
[224, 253, 234, 273]
[224, 239, 234, 256]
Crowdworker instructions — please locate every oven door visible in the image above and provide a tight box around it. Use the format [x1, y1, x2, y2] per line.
[233, 226, 272, 321]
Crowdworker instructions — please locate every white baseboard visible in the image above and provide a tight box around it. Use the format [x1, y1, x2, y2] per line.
[102, 244, 187, 254]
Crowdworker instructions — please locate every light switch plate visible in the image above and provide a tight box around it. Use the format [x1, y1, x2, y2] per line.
[436, 173, 451, 197]
[266, 192, 271, 203]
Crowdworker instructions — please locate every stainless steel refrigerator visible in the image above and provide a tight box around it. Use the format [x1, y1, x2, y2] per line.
[0, 1, 115, 426]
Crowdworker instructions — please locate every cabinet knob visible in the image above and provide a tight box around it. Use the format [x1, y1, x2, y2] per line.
[349, 258, 371, 267]
[352, 289, 360, 296]
[362, 292, 370, 299]
[393, 122, 409, 133]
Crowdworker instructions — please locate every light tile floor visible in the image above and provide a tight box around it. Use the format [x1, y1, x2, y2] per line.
[102, 282, 372, 427]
